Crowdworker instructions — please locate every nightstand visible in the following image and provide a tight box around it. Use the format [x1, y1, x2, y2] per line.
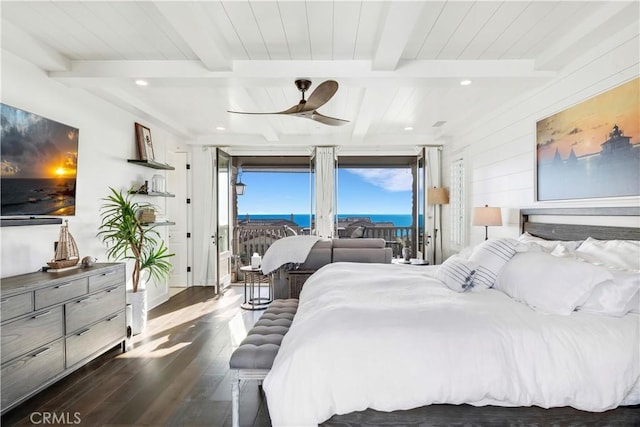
[288, 270, 315, 298]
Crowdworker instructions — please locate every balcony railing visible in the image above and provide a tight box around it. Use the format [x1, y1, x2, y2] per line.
[234, 224, 414, 260]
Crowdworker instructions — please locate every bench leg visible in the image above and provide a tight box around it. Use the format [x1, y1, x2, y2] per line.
[231, 371, 240, 427]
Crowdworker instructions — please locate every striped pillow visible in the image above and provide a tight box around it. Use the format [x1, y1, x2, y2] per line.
[468, 238, 519, 289]
[437, 256, 479, 292]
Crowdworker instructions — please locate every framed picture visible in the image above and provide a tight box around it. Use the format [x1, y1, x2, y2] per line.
[536, 77, 639, 201]
[135, 122, 155, 161]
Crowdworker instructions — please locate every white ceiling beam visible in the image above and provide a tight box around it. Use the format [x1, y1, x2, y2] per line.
[372, 2, 426, 71]
[50, 59, 555, 81]
[536, 1, 637, 71]
[153, 3, 231, 71]
[88, 87, 193, 139]
[1, 19, 70, 71]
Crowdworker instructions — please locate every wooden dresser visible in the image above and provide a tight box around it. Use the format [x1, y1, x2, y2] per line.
[1, 263, 126, 414]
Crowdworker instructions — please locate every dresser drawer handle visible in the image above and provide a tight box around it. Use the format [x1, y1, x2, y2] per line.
[55, 282, 73, 289]
[75, 297, 91, 303]
[32, 311, 51, 319]
[105, 286, 119, 293]
[76, 328, 90, 336]
[100, 271, 116, 277]
[31, 347, 51, 358]
[106, 314, 120, 321]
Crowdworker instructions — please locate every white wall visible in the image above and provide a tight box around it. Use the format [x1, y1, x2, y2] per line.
[442, 24, 639, 257]
[1, 51, 181, 309]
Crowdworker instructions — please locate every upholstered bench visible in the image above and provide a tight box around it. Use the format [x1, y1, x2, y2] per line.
[229, 299, 298, 427]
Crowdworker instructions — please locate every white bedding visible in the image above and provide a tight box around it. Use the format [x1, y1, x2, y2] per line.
[260, 235, 321, 274]
[263, 262, 640, 426]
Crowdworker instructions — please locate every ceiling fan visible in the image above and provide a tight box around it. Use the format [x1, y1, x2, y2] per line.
[228, 79, 349, 126]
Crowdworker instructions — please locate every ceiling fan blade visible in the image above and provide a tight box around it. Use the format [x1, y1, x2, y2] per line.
[309, 111, 350, 126]
[228, 102, 304, 116]
[304, 80, 339, 111]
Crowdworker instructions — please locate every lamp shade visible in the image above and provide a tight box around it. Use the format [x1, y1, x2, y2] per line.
[428, 187, 449, 205]
[472, 205, 502, 226]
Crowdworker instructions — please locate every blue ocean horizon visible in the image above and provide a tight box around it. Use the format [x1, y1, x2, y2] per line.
[241, 213, 413, 228]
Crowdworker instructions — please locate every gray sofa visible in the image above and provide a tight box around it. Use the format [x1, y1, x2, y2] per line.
[273, 238, 392, 298]
[299, 238, 392, 269]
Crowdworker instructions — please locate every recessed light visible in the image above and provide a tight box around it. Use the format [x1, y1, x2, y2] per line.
[216, 126, 226, 131]
[404, 126, 414, 131]
[460, 79, 472, 86]
[135, 79, 148, 86]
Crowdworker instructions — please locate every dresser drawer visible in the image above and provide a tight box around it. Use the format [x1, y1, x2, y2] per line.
[89, 268, 125, 292]
[65, 285, 125, 333]
[65, 310, 125, 368]
[35, 278, 87, 310]
[1, 292, 33, 322]
[1, 339, 64, 410]
[1, 306, 64, 364]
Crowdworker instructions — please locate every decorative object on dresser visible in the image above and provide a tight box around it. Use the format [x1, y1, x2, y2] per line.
[472, 204, 503, 240]
[97, 187, 174, 334]
[0, 263, 126, 414]
[46, 220, 80, 270]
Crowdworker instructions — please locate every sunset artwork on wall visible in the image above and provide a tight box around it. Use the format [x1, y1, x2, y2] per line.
[0, 104, 79, 216]
[536, 77, 639, 201]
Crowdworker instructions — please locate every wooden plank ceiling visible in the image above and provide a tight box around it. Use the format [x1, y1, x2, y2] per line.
[1, 1, 638, 154]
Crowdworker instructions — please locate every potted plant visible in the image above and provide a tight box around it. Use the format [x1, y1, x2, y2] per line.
[98, 187, 174, 334]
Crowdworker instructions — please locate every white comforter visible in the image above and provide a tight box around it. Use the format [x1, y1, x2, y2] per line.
[261, 235, 321, 274]
[263, 262, 640, 426]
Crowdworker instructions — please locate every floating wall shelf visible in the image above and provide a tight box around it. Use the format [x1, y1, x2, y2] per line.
[129, 191, 176, 198]
[127, 159, 175, 170]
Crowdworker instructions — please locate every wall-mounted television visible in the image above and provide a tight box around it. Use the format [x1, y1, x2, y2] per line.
[1, 104, 79, 217]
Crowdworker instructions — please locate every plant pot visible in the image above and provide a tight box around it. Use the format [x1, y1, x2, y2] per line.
[402, 247, 411, 261]
[126, 289, 147, 335]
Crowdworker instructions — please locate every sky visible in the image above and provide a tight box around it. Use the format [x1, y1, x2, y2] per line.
[1, 104, 78, 179]
[237, 168, 412, 215]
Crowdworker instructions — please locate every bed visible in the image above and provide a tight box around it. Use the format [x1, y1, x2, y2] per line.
[262, 207, 640, 426]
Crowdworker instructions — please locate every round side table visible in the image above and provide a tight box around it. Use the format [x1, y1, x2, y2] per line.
[240, 266, 273, 310]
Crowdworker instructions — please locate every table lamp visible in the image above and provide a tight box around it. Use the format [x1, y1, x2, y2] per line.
[472, 205, 502, 240]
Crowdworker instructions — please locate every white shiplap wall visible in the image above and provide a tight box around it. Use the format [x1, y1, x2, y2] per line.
[0, 51, 183, 309]
[442, 23, 639, 256]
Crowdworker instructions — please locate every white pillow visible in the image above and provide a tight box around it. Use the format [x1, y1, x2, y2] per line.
[577, 271, 640, 317]
[575, 237, 640, 271]
[467, 238, 519, 289]
[495, 251, 614, 315]
[437, 256, 479, 293]
[624, 290, 640, 314]
[517, 232, 582, 253]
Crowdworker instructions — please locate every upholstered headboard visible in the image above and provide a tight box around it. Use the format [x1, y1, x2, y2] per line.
[520, 207, 640, 241]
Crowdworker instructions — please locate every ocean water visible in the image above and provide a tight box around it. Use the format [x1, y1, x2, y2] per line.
[240, 213, 414, 228]
[1, 178, 76, 216]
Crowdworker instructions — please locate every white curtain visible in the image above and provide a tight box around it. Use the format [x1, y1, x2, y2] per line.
[191, 146, 217, 285]
[426, 146, 443, 263]
[314, 147, 336, 238]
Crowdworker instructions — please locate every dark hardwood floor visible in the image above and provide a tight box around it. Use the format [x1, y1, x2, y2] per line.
[2, 286, 639, 427]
